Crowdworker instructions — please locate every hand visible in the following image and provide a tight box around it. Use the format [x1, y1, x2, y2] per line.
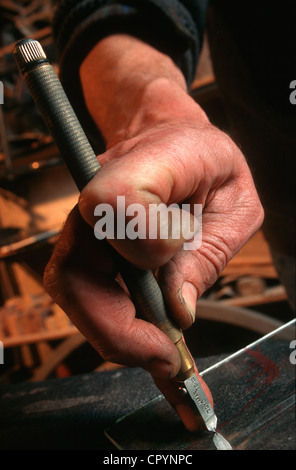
[44, 35, 264, 431]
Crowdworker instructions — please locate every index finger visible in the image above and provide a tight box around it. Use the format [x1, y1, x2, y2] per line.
[43, 206, 181, 375]
[153, 360, 214, 432]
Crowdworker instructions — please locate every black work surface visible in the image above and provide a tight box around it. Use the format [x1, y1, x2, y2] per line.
[0, 356, 216, 450]
[107, 321, 295, 451]
[0, 321, 295, 451]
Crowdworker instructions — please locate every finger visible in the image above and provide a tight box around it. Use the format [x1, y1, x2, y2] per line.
[77, 125, 221, 269]
[158, 170, 264, 329]
[44, 208, 213, 432]
[44, 206, 181, 378]
[153, 360, 214, 432]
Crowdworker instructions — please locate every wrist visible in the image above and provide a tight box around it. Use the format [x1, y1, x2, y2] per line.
[79, 34, 206, 147]
[123, 76, 208, 143]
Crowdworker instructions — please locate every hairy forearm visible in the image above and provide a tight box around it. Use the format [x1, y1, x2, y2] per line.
[79, 34, 204, 147]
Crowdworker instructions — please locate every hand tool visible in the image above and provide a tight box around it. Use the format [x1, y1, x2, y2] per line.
[13, 39, 232, 449]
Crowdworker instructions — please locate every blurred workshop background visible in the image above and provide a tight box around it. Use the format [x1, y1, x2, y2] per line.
[0, 0, 294, 386]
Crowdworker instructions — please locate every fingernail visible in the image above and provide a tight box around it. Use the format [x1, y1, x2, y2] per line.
[181, 281, 197, 322]
[146, 360, 173, 379]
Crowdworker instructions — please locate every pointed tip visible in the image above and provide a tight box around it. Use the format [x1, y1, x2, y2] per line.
[213, 432, 233, 450]
[205, 414, 217, 432]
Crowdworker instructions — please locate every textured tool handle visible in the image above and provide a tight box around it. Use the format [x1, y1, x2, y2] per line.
[13, 39, 100, 191]
[13, 39, 194, 378]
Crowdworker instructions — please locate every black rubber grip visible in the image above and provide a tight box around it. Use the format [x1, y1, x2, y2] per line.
[118, 257, 182, 343]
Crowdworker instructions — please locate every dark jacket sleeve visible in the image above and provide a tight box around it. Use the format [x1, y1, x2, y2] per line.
[51, 0, 208, 150]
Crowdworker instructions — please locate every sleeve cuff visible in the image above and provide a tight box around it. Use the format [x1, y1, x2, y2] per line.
[51, 0, 207, 150]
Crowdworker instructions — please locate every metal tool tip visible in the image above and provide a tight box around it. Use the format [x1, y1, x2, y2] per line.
[213, 432, 233, 450]
[205, 414, 218, 433]
[13, 39, 47, 72]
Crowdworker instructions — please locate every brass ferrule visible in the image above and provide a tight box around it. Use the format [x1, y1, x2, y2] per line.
[175, 337, 195, 381]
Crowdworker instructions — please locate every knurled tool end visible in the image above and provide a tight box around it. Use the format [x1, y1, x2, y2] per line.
[13, 39, 48, 73]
